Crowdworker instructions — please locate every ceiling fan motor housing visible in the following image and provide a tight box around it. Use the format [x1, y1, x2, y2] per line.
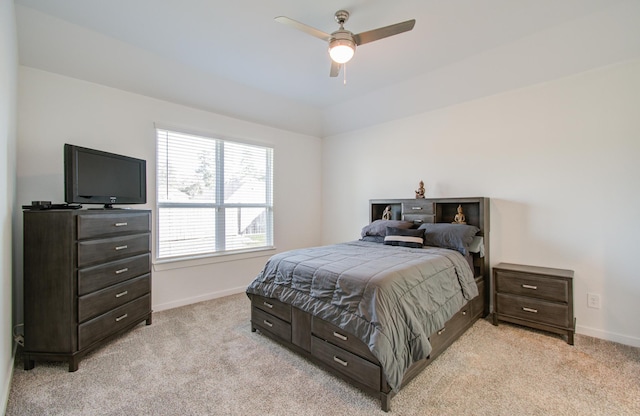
[328, 30, 356, 63]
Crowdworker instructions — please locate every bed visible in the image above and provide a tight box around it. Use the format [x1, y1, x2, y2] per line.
[246, 197, 490, 411]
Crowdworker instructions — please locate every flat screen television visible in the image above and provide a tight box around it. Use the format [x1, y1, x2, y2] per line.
[64, 144, 147, 208]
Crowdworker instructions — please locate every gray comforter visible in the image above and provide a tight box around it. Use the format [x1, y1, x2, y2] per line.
[246, 240, 478, 391]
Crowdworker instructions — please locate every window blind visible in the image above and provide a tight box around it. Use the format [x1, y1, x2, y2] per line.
[156, 128, 273, 260]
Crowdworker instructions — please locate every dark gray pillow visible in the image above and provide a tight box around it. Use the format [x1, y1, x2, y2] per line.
[383, 227, 424, 248]
[360, 220, 414, 238]
[418, 223, 480, 255]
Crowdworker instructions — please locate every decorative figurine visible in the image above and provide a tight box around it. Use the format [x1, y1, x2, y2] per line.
[415, 180, 425, 199]
[382, 205, 392, 220]
[452, 204, 466, 224]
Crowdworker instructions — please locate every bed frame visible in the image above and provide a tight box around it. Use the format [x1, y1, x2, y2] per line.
[249, 197, 490, 412]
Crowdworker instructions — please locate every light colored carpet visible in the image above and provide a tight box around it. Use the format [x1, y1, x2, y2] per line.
[7, 293, 640, 415]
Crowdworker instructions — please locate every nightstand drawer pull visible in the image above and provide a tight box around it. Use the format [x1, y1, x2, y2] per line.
[115, 290, 128, 298]
[333, 331, 348, 341]
[522, 284, 538, 290]
[437, 327, 446, 335]
[115, 245, 128, 251]
[333, 356, 348, 367]
[115, 313, 128, 322]
[262, 301, 273, 309]
[522, 307, 538, 313]
[411, 207, 423, 210]
[263, 319, 273, 327]
[115, 268, 129, 275]
[114, 222, 128, 227]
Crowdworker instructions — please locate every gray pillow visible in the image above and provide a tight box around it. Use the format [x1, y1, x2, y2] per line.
[418, 223, 480, 255]
[360, 220, 414, 238]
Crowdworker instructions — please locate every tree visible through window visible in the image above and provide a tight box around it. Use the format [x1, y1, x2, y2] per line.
[156, 128, 273, 259]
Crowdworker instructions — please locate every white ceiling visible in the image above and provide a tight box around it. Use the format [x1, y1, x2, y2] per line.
[14, 0, 640, 137]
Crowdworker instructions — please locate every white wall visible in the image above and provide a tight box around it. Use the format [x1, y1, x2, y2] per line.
[16, 67, 323, 317]
[322, 59, 640, 348]
[0, 0, 17, 413]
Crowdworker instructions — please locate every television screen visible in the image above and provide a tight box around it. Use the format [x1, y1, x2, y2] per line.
[64, 144, 147, 208]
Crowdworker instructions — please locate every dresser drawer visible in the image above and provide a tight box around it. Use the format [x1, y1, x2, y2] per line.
[429, 304, 472, 353]
[402, 200, 435, 224]
[252, 307, 291, 342]
[496, 293, 570, 328]
[312, 317, 377, 363]
[78, 274, 151, 323]
[78, 253, 150, 295]
[78, 233, 150, 267]
[77, 212, 150, 240]
[251, 295, 291, 322]
[311, 336, 380, 391]
[78, 294, 151, 350]
[495, 270, 568, 303]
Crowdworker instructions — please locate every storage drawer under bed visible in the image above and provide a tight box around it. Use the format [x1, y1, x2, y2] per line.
[311, 336, 381, 391]
[252, 307, 292, 343]
[311, 316, 378, 363]
[251, 295, 291, 323]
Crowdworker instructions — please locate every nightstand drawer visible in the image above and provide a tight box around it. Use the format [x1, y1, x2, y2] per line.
[495, 271, 568, 303]
[496, 293, 569, 328]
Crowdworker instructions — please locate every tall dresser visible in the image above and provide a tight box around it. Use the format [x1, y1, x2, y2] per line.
[23, 209, 152, 371]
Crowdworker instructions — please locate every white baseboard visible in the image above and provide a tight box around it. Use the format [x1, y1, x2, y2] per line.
[577, 324, 640, 348]
[152, 286, 247, 312]
[1, 342, 17, 416]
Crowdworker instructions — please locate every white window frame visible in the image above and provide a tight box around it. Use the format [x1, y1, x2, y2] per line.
[155, 126, 274, 263]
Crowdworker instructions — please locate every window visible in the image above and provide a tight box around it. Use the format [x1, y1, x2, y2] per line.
[156, 128, 273, 260]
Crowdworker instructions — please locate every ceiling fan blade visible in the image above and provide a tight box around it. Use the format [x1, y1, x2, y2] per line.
[275, 16, 331, 41]
[353, 19, 416, 45]
[330, 61, 341, 77]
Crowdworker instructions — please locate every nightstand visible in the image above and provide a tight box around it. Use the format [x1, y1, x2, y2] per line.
[492, 263, 575, 345]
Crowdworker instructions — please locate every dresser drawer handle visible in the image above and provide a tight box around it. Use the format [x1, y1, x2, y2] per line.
[522, 284, 538, 290]
[333, 331, 348, 341]
[262, 320, 273, 328]
[437, 327, 446, 335]
[115, 245, 128, 251]
[411, 207, 423, 210]
[333, 356, 348, 367]
[522, 307, 538, 313]
[462, 310, 467, 316]
[115, 268, 129, 275]
[115, 290, 128, 298]
[262, 301, 273, 309]
[115, 313, 128, 322]
[115, 222, 128, 227]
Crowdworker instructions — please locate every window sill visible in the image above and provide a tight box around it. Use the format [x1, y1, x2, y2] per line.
[153, 246, 276, 271]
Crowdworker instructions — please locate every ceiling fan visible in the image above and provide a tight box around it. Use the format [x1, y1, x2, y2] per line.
[275, 10, 416, 77]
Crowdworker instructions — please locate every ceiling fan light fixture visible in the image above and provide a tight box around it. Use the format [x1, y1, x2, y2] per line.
[329, 32, 355, 64]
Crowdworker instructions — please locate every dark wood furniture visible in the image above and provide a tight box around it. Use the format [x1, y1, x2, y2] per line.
[23, 209, 153, 371]
[492, 262, 575, 345]
[249, 197, 489, 411]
